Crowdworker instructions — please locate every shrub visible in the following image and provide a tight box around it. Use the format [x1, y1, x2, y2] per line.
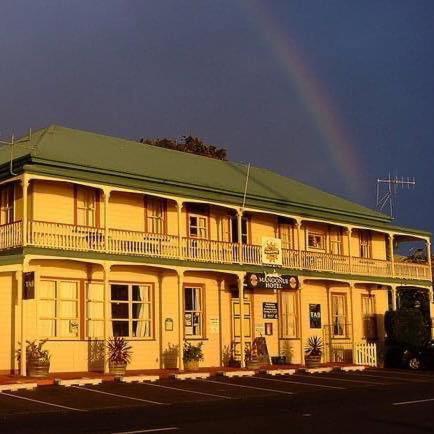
[183, 341, 204, 362]
[16, 340, 50, 364]
[305, 336, 323, 357]
[107, 337, 132, 365]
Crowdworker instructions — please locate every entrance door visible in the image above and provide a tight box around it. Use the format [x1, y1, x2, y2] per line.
[231, 298, 252, 361]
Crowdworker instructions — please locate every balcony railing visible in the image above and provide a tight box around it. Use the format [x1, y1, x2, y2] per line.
[0, 221, 430, 282]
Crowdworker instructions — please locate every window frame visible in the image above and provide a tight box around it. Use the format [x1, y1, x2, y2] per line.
[307, 230, 326, 251]
[188, 213, 209, 239]
[74, 185, 100, 228]
[184, 286, 204, 338]
[109, 282, 154, 339]
[0, 183, 15, 225]
[278, 220, 295, 250]
[144, 196, 167, 234]
[359, 230, 372, 259]
[331, 292, 348, 338]
[279, 290, 298, 338]
[38, 279, 80, 340]
[361, 294, 377, 340]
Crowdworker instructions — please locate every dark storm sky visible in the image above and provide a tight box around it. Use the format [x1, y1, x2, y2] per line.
[1, 1, 433, 233]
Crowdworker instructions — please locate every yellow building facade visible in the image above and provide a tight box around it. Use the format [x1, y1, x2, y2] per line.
[0, 126, 432, 374]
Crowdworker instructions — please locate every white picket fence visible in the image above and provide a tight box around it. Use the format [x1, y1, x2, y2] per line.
[354, 342, 377, 367]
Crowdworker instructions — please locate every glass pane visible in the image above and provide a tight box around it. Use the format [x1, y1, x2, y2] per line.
[132, 285, 149, 302]
[39, 300, 55, 317]
[111, 302, 129, 319]
[132, 303, 149, 320]
[58, 320, 79, 337]
[87, 302, 104, 319]
[132, 321, 150, 337]
[87, 283, 104, 301]
[111, 284, 128, 301]
[112, 321, 129, 337]
[59, 281, 78, 299]
[87, 320, 104, 338]
[185, 288, 193, 311]
[39, 281, 56, 299]
[38, 319, 55, 337]
[58, 300, 77, 318]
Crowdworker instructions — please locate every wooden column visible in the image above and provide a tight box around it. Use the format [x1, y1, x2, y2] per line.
[177, 270, 184, 370]
[103, 189, 111, 252]
[21, 176, 29, 246]
[238, 273, 246, 368]
[389, 234, 395, 278]
[296, 219, 302, 269]
[103, 262, 111, 373]
[391, 285, 397, 311]
[16, 270, 26, 376]
[237, 210, 243, 264]
[347, 226, 353, 274]
[177, 201, 184, 260]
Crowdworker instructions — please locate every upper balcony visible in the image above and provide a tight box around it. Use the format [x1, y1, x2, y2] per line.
[0, 220, 431, 282]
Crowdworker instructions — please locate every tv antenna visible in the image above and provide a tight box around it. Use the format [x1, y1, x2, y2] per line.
[376, 173, 415, 219]
[0, 128, 32, 176]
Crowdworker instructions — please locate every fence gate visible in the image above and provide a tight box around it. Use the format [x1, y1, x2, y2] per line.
[354, 342, 377, 367]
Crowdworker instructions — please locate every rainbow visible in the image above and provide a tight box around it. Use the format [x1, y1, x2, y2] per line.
[243, 1, 364, 198]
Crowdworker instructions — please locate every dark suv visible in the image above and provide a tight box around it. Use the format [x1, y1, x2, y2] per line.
[385, 340, 434, 370]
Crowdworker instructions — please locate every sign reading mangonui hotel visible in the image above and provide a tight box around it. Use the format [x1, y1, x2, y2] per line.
[261, 237, 282, 266]
[244, 273, 299, 290]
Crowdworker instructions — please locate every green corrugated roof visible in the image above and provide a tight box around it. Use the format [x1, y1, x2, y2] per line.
[0, 125, 429, 236]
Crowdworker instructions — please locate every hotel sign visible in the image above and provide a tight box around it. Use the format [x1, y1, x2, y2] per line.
[245, 273, 299, 290]
[261, 237, 282, 266]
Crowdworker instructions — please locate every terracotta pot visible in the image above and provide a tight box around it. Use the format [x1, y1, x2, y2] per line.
[27, 359, 50, 377]
[184, 360, 199, 371]
[246, 359, 261, 370]
[305, 354, 322, 368]
[109, 362, 127, 377]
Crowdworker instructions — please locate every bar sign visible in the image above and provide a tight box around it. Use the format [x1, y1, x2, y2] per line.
[23, 272, 35, 300]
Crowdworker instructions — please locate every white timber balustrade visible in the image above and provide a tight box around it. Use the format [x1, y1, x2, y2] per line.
[282, 248, 299, 268]
[242, 243, 262, 265]
[28, 221, 105, 252]
[300, 250, 350, 274]
[108, 229, 178, 258]
[0, 221, 22, 249]
[182, 237, 239, 263]
[351, 256, 392, 278]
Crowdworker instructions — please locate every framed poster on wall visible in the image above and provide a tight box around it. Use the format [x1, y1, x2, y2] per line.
[309, 304, 321, 328]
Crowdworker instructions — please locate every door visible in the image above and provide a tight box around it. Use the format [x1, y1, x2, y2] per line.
[231, 298, 252, 361]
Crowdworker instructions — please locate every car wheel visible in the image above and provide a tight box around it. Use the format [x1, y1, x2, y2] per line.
[408, 357, 421, 370]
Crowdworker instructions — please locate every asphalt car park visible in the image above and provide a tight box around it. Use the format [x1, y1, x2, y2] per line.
[1, 368, 434, 416]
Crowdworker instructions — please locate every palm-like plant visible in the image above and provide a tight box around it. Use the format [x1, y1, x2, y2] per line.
[107, 337, 132, 365]
[305, 336, 323, 357]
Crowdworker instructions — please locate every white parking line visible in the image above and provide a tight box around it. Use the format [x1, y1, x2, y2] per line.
[138, 381, 232, 400]
[370, 369, 434, 379]
[203, 379, 295, 395]
[343, 372, 421, 382]
[292, 374, 388, 385]
[0, 391, 85, 412]
[358, 372, 428, 383]
[254, 376, 345, 390]
[113, 428, 179, 434]
[70, 385, 167, 405]
[393, 398, 434, 406]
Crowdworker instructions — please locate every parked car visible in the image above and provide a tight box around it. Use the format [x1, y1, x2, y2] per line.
[385, 340, 434, 370]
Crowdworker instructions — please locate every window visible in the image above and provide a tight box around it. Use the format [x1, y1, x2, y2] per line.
[329, 228, 343, 255]
[76, 186, 98, 227]
[280, 291, 297, 338]
[278, 220, 295, 250]
[0, 184, 14, 225]
[359, 231, 372, 258]
[189, 214, 208, 239]
[184, 287, 202, 337]
[331, 293, 347, 337]
[110, 284, 152, 338]
[230, 216, 249, 244]
[361, 294, 377, 340]
[86, 283, 104, 338]
[38, 280, 79, 338]
[145, 197, 166, 234]
[307, 231, 325, 250]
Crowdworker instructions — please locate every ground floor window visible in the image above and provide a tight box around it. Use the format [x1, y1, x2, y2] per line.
[184, 286, 202, 337]
[280, 291, 297, 338]
[361, 294, 377, 340]
[331, 293, 347, 337]
[38, 280, 79, 338]
[110, 283, 153, 338]
[86, 282, 104, 338]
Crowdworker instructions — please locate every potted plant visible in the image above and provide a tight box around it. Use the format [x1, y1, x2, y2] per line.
[244, 343, 261, 370]
[304, 336, 323, 368]
[16, 340, 51, 377]
[183, 341, 203, 370]
[107, 336, 132, 377]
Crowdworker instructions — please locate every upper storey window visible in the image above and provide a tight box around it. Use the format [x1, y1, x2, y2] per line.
[75, 186, 98, 227]
[359, 230, 372, 258]
[278, 218, 295, 250]
[307, 231, 325, 251]
[187, 203, 209, 239]
[0, 184, 14, 225]
[145, 197, 167, 234]
[329, 228, 343, 256]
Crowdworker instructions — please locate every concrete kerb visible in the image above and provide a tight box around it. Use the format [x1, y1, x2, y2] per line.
[0, 383, 37, 392]
[55, 378, 103, 387]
